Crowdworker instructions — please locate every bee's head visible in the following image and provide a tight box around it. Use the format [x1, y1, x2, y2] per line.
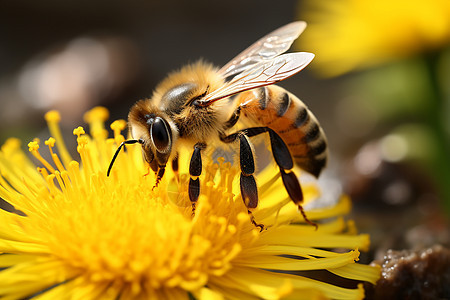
[131, 100, 179, 165]
[142, 113, 173, 169]
[106, 100, 179, 186]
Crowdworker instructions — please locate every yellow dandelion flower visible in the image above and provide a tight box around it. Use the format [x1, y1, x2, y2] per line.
[298, 0, 450, 76]
[0, 107, 379, 299]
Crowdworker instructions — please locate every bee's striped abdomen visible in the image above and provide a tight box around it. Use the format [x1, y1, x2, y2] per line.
[238, 85, 328, 177]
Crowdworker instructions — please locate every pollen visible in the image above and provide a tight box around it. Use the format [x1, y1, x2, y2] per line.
[110, 120, 128, 146]
[73, 126, 86, 137]
[44, 110, 61, 122]
[44, 137, 56, 147]
[0, 107, 380, 299]
[27, 141, 39, 152]
[83, 106, 110, 123]
[111, 119, 127, 132]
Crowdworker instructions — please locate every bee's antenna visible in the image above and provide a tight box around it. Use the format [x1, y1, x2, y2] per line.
[107, 139, 144, 176]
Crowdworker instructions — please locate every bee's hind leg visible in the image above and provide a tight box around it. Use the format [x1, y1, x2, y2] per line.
[189, 143, 206, 216]
[266, 129, 318, 229]
[222, 127, 317, 229]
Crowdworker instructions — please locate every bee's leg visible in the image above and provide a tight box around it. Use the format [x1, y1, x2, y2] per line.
[172, 154, 179, 172]
[222, 127, 317, 229]
[223, 106, 241, 131]
[264, 128, 318, 229]
[248, 210, 264, 232]
[189, 143, 206, 216]
[143, 165, 151, 177]
[220, 130, 264, 231]
[153, 166, 166, 190]
[149, 158, 160, 190]
[279, 168, 317, 229]
[171, 153, 179, 181]
[240, 134, 265, 232]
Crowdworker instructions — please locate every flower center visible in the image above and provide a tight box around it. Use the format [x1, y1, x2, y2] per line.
[24, 123, 250, 293]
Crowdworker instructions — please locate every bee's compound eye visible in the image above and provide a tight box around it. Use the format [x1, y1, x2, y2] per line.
[151, 117, 171, 153]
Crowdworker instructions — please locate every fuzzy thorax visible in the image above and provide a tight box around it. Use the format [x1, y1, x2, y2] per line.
[151, 61, 235, 142]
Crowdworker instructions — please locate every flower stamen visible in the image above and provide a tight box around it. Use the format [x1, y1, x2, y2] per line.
[45, 110, 73, 167]
[28, 141, 56, 174]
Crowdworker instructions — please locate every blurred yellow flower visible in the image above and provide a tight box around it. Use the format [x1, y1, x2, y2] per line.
[0, 107, 379, 299]
[298, 0, 450, 76]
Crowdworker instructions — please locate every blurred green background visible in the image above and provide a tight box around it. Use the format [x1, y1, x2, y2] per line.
[1, 0, 449, 259]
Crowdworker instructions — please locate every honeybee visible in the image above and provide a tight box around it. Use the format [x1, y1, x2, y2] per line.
[108, 21, 327, 230]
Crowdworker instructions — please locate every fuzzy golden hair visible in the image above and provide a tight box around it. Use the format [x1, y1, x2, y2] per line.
[143, 60, 236, 144]
[151, 61, 225, 107]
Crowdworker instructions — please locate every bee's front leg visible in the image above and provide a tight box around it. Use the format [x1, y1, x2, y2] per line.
[171, 153, 179, 181]
[189, 143, 206, 216]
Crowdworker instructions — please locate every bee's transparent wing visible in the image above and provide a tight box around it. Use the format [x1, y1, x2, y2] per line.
[219, 21, 307, 79]
[199, 52, 314, 105]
